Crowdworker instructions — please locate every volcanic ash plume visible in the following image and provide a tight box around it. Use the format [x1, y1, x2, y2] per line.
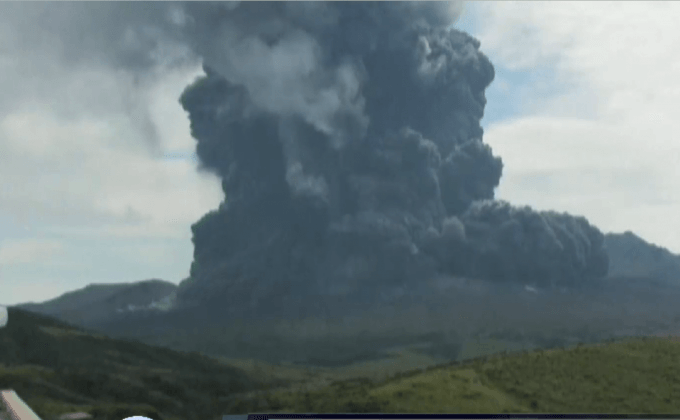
[171, 2, 608, 310]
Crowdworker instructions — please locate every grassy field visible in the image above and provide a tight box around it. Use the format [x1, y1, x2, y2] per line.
[223, 336, 680, 414]
[7, 335, 679, 418]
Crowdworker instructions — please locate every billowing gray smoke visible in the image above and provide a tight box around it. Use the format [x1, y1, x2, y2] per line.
[425, 201, 609, 290]
[168, 2, 609, 309]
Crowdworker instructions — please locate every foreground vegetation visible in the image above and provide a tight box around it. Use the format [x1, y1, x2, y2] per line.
[5, 297, 680, 419]
[226, 336, 680, 414]
[0, 308, 266, 420]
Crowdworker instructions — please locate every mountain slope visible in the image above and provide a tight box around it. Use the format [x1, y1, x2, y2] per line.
[0, 307, 262, 420]
[605, 231, 680, 284]
[15, 279, 177, 328]
[5, 295, 680, 417]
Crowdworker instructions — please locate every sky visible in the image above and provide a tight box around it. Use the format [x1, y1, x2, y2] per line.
[2, 1, 680, 305]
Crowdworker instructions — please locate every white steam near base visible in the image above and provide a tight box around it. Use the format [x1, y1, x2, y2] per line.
[0, 306, 7, 328]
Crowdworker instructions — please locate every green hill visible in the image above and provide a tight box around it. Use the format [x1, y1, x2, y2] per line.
[231, 336, 680, 414]
[15, 279, 177, 328]
[0, 308, 264, 420]
[3, 306, 680, 416]
[605, 231, 680, 285]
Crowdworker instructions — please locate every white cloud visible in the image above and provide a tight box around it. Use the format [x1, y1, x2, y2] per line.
[0, 65, 223, 237]
[1, 277, 74, 306]
[0, 239, 65, 265]
[487, 116, 678, 225]
[472, 1, 680, 252]
[0, 4, 223, 305]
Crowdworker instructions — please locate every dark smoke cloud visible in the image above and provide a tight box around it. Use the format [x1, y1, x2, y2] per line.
[168, 1, 610, 310]
[7, 1, 608, 309]
[425, 200, 609, 289]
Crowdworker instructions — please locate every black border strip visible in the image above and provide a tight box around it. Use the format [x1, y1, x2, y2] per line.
[248, 415, 679, 420]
